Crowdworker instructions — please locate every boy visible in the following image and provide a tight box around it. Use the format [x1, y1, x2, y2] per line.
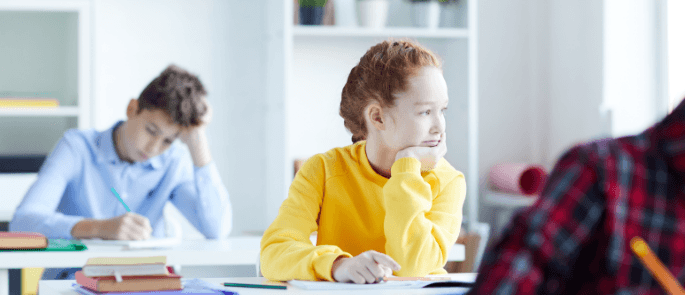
[469, 99, 685, 294]
[10, 65, 232, 279]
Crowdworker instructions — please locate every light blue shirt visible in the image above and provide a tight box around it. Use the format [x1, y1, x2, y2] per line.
[10, 121, 232, 239]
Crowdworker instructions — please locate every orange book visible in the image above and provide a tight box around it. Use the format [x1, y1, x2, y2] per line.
[76, 267, 182, 292]
[0, 232, 48, 249]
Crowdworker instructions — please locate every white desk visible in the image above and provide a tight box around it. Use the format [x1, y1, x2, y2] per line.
[0, 238, 465, 295]
[0, 237, 262, 295]
[39, 275, 475, 295]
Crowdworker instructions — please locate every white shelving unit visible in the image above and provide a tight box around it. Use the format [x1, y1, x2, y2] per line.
[484, 190, 538, 208]
[292, 26, 470, 38]
[265, 0, 479, 231]
[0, 0, 91, 224]
[0, 106, 80, 117]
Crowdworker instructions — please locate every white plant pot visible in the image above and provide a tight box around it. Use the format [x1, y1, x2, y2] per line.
[440, 1, 466, 28]
[357, 0, 389, 28]
[334, 0, 357, 27]
[412, 1, 440, 29]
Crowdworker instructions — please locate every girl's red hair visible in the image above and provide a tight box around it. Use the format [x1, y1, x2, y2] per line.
[339, 39, 442, 143]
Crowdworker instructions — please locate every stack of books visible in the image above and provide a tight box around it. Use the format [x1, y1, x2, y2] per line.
[74, 256, 182, 293]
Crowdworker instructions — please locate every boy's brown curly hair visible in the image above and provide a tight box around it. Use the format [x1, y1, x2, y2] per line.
[138, 64, 208, 127]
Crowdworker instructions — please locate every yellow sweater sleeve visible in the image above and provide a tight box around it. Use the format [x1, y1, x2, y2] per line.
[260, 156, 352, 281]
[383, 157, 466, 276]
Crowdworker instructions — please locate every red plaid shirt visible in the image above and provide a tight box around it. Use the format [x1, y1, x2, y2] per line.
[469, 102, 685, 294]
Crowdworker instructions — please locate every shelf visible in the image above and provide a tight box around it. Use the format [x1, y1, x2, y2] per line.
[0, 106, 79, 117]
[483, 190, 538, 209]
[293, 26, 470, 39]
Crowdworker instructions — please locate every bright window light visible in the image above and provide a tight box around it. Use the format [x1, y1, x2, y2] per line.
[668, 0, 685, 111]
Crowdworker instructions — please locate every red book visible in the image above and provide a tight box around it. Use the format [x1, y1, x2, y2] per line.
[0, 232, 48, 249]
[75, 267, 182, 292]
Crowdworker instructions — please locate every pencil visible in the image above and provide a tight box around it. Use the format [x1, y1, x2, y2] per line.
[110, 187, 131, 212]
[630, 236, 685, 295]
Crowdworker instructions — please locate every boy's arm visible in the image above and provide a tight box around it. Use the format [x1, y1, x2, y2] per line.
[468, 146, 605, 294]
[383, 157, 466, 277]
[171, 105, 231, 239]
[260, 155, 352, 282]
[169, 156, 232, 239]
[9, 132, 83, 238]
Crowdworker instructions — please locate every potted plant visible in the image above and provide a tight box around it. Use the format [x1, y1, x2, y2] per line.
[334, 0, 357, 27]
[439, 0, 464, 28]
[357, 0, 389, 28]
[409, 0, 442, 29]
[299, 0, 328, 25]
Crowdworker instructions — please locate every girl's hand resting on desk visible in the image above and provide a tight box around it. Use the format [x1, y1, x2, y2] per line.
[395, 133, 447, 172]
[331, 250, 401, 284]
[98, 212, 153, 240]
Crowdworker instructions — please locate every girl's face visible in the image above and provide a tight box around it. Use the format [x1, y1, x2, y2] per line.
[380, 66, 448, 151]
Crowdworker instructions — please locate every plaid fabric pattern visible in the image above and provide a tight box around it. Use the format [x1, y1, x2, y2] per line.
[469, 101, 685, 294]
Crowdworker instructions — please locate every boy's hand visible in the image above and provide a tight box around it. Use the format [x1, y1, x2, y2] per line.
[179, 101, 213, 146]
[394, 133, 447, 171]
[97, 212, 153, 240]
[179, 101, 213, 167]
[331, 250, 401, 284]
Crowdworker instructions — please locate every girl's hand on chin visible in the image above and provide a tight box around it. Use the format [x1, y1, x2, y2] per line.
[394, 133, 447, 171]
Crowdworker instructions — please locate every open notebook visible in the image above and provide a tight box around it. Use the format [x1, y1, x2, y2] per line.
[80, 211, 183, 249]
[80, 238, 181, 249]
[287, 274, 477, 290]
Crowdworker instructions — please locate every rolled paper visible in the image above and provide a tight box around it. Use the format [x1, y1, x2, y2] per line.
[488, 163, 547, 196]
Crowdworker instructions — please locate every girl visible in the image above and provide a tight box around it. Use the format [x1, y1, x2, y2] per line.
[260, 39, 466, 284]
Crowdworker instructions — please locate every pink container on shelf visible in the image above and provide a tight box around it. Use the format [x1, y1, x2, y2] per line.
[488, 163, 548, 196]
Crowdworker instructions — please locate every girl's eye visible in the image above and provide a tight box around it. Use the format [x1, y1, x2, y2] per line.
[146, 127, 156, 135]
[164, 139, 173, 145]
[422, 110, 431, 115]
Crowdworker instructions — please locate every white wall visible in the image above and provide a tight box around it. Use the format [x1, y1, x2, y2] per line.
[92, 0, 268, 237]
[477, 0, 538, 171]
[476, 0, 543, 235]
[604, 0, 661, 137]
[545, 1, 606, 164]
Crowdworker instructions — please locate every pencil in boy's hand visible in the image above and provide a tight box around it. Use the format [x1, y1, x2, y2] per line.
[630, 236, 685, 295]
[111, 187, 131, 212]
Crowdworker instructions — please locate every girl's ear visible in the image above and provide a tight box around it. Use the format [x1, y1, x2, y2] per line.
[366, 102, 385, 131]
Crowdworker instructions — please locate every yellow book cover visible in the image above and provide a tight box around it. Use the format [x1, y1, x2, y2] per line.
[85, 256, 167, 266]
[83, 256, 169, 277]
[0, 99, 59, 108]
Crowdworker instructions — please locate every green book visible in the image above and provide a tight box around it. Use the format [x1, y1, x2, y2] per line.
[0, 239, 87, 252]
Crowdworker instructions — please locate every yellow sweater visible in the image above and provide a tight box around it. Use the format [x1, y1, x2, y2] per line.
[260, 141, 466, 281]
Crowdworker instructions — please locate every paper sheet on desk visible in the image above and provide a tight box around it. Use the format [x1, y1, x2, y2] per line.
[287, 280, 429, 290]
[287, 274, 477, 290]
[80, 237, 182, 249]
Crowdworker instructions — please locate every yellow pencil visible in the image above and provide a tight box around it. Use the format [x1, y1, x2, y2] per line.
[630, 236, 685, 295]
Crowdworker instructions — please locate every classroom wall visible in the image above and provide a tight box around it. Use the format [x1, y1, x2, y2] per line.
[545, 0, 606, 165]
